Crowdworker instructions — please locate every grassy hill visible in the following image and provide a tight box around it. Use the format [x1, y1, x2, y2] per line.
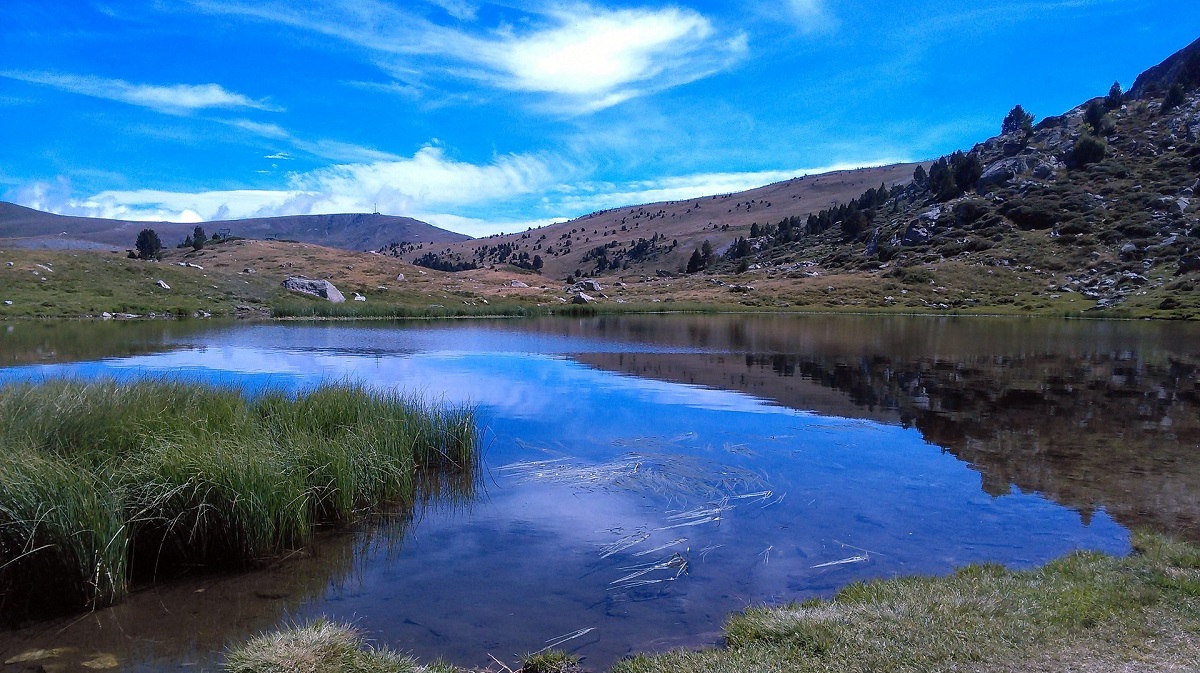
[0, 201, 468, 252]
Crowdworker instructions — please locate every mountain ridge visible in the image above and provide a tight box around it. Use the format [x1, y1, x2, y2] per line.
[0, 201, 469, 251]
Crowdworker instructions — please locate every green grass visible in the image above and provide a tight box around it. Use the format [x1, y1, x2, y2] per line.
[613, 531, 1200, 672]
[0, 379, 478, 622]
[521, 650, 583, 673]
[227, 533, 1200, 673]
[0, 249, 276, 319]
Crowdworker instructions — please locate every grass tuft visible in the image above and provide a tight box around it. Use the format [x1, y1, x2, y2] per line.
[225, 620, 427, 673]
[0, 379, 478, 622]
[521, 650, 582, 673]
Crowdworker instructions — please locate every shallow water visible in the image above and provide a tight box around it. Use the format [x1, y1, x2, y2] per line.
[0, 315, 1197, 671]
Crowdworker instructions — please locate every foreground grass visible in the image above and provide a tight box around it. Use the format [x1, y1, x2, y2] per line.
[228, 532, 1200, 672]
[0, 379, 477, 622]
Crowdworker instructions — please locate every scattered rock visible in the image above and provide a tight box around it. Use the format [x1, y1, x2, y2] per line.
[353, 293, 366, 302]
[656, 270, 674, 278]
[155, 279, 170, 290]
[395, 273, 405, 281]
[282, 276, 346, 303]
[2, 300, 11, 306]
[186, 263, 203, 269]
[243, 268, 256, 274]
[572, 292, 596, 304]
[577, 279, 603, 292]
[5, 648, 75, 665]
[729, 284, 754, 293]
[81, 653, 119, 669]
[101, 311, 112, 319]
[510, 280, 529, 288]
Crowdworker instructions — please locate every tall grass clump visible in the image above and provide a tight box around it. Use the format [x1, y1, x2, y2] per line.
[0, 378, 478, 623]
[225, 620, 441, 673]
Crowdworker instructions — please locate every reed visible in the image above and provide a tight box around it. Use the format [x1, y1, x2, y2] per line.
[0, 379, 478, 622]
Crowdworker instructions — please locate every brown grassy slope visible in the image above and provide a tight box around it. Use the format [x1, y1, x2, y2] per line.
[409, 163, 923, 279]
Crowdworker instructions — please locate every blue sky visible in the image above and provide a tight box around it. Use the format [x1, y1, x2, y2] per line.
[1, 1, 1196, 236]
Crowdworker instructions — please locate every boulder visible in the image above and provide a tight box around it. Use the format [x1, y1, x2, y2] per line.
[577, 279, 603, 292]
[1178, 254, 1200, 275]
[902, 223, 931, 246]
[282, 277, 346, 303]
[395, 273, 405, 281]
[728, 284, 754, 293]
[572, 293, 596, 304]
[155, 280, 171, 290]
[510, 280, 529, 288]
[1031, 158, 1064, 179]
[243, 268, 256, 274]
[353, 293, 366, 302]
[978, 157, 1028, 188]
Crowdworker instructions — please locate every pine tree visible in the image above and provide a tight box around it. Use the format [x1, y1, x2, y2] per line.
[1001, 105, 1034, 136]
[1105, 81, 1123, 110]
[135, 229, 163, 260]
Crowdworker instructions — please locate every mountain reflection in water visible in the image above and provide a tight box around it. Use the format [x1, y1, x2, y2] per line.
[0, 314, 1196, 671]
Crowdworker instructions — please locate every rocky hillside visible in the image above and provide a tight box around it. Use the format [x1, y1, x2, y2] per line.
[0, 202, 468, 252]
[658, 36, 1200, 317]
[398, 162, 923, 279]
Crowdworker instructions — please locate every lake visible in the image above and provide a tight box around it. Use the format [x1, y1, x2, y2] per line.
[0, 314, 1197, 671]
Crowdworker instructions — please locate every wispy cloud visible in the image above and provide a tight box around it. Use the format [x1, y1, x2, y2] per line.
[0, 71, 281, 114]
[15, 146, 566, 231]
[190, 0, 744, 112]
[222, 118, 401, 163]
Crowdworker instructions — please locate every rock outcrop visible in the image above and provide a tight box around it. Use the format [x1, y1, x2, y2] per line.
[282, 277, 346, 303]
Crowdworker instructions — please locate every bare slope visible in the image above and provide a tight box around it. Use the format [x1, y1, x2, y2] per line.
[403, 163, 923, 279]
[0, 201, 468, 251]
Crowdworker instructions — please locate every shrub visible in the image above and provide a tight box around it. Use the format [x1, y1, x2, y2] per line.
[1069, 134, 1107, 168]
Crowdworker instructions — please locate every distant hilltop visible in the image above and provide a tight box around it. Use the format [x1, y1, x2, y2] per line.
[0, 201, 469, 252]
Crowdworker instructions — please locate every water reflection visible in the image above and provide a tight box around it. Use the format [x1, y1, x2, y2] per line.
[0, 315, 1195, 671]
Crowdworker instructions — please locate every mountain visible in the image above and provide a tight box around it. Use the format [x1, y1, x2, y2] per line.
[399, 35, 1200, 318]
[0, 201, 469, 251]
[399, 162, 924, 279]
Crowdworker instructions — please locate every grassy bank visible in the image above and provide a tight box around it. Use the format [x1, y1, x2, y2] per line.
[0, 379, 477, 622]
[270, 298, 724, 319]
[227, 531, 1200, 672]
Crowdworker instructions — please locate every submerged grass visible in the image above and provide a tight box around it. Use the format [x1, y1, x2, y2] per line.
[0, 378, 478, 622]
[227, 532, 1200, 673]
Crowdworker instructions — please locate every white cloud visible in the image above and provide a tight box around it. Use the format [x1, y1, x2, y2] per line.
[191, 1, 743, 111]
[0, 71, 281, 114]
[15, 146, 565, 232]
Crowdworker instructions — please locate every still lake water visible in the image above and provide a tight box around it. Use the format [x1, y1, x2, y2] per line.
[1, 315, 1198, 671]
